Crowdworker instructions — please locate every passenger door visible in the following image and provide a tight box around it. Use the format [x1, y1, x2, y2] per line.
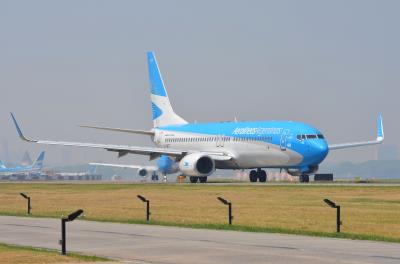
[280, 129, 290, 151]
[216, 135, 224, 148]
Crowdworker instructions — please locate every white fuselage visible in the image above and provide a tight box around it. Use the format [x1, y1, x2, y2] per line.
[153, 129, 303, 169]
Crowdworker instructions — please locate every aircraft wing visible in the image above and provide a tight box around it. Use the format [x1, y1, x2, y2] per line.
[328, 115, 384, 150]
[89, 163, 158, 171]
[11, 113, 184, 159]
[11, 113, 233, 161]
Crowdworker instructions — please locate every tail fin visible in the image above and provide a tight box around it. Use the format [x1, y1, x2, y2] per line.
[21, 151, 32, 166]
[87, 165, 97, 175]
[147, 51, 187, 128]
[0, 161, 6, 169]
[32, 151, 45, 169]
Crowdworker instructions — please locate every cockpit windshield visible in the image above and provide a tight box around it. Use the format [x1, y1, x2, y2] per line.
[297, 134, 324, 140]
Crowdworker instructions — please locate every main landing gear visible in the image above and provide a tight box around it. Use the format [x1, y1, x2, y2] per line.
[299, 175, 310, 183]
[249, 169, 267, 183]
[189, 176, 208, 183]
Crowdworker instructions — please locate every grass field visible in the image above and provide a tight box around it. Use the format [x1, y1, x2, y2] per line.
[0, 242, 110, 264]
[1, 183, 400, 242]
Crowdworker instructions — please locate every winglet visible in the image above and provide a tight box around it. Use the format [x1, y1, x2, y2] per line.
[10, 113, 36, 142]
[377, 114, 384, 142]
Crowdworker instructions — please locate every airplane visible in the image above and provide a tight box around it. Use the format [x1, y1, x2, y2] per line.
[10, 51, 384, 183]
[0, 151, 45, 175]
[21, 151, 33, 166]
[53, 164, 99, 180]
[90, 154, 179, 181]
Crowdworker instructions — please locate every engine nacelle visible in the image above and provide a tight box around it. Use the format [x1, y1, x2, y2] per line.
[286, 165, 319, 176]
[179, 153, 215, 177]
[137, 168, 149, 177]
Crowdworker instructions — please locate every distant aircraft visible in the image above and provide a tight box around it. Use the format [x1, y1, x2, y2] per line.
[20, 151, 32, 166]
[53, 164, 98, 178]
[0, 151, 45, 175]
[10, 51, 384, 183]
[90, 154, 179, 181]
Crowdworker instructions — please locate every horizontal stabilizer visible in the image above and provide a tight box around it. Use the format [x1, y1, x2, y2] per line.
[79, 125, 154, 136]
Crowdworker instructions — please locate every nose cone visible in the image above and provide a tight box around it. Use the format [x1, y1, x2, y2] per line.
[157, 155, 173, 174]
[308, 140, 329, 164]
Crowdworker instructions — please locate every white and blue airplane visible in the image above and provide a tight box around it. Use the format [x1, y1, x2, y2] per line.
[10, 52, 384, 183]
[0, 151, 45, 175]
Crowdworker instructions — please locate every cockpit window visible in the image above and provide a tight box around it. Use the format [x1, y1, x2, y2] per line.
[297, 134, 324, 140]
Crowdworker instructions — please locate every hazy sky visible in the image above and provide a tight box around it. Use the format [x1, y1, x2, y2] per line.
[1, 0, 398, 166]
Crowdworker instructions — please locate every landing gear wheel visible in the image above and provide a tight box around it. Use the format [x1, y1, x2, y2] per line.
[258, 170, 267, 182]
[199, 177, 208, 183]
[249, 170, 258, 182]
[299, 175, 310, 183]
[190, 176, 199, 183]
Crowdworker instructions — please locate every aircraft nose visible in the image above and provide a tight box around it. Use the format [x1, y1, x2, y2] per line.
[309, 140, 329, 163]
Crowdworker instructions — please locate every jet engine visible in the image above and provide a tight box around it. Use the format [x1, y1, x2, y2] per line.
[137, 168, 149, 177]
[179, 153, 215, 177]
[286, 165, 319, 176]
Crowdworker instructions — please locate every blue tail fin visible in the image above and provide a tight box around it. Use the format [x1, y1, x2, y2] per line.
[33, 151, 45, 169]
[0, 161, 6, 169]
[147, 51, 187, 127]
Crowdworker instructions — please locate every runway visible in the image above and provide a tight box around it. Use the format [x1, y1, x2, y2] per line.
[0, 216, 399, 264]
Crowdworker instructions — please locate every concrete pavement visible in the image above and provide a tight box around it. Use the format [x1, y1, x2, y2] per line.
[0, 215, 399, 264]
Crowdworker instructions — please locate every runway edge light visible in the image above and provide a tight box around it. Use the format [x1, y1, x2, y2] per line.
[19, 192, 31, 214]
[61, 209, 84, 255]
[137, 195, 151, 222]
[217, 197, 233, 225]
[323, 199, 342, 233]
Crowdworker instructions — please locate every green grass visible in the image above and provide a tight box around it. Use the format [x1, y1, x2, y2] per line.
[1, 183, 400, 243]
[0, 242, 111, 263]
